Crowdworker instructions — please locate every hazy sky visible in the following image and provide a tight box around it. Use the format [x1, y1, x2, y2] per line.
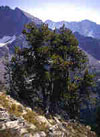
[0, 0, 100, 23]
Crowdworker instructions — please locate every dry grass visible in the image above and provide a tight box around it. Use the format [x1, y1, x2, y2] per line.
[0, 93, 23, 117]
[23, 110, 48, 132]
[9, 104, 23, 117]
[0, 93, 48, 132]
[0, 129, 19, 137]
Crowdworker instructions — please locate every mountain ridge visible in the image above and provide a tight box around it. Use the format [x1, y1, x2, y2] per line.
[45, 19, 100, 39]
[0, 6, 42, 38]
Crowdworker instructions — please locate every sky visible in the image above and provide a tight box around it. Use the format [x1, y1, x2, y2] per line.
[0, 0, 100, 24]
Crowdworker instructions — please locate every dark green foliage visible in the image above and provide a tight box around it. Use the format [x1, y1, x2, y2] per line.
[6, 23, 94, 119]
[96, 107, 100, 135]
[0, 80, 5, 91]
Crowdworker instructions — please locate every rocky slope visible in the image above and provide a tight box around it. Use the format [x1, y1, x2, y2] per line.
[0, 92, 97, 137]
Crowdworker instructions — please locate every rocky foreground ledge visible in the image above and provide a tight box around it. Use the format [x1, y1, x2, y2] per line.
[0, 92, 97, 137]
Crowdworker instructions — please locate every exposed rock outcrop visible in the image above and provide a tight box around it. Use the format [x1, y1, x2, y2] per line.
[0, 92, 97, 137]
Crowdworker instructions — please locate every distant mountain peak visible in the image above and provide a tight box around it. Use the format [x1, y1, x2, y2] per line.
[0, 6, 42, 38]
[14, 7, 23, 12]
[0, 6, 10, 10]
[15, 7, 20, 10]
[81, 19, 96, 24]
[45, 19, 100, 39]
[46, 19, 54, 22]
[82, 19, 91, 22]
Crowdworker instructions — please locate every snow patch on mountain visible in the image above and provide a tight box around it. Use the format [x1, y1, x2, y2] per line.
[0, 35, 16, 47]
[87, 31, 94, 38]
